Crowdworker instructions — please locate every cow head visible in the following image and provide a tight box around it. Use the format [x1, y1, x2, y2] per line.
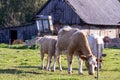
[25, 37, 41, 47]
[85, 56, 97, 75]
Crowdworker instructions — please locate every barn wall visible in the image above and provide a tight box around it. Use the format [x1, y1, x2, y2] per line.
[0, 29, 9, 43]
[118, 27, 120, 38]
[83, 26, 117, 38]
[98, 27, 118, 38]
[71, 25, 119, 38]
[0, 24, 38, 44]
[18, 24, 38, 41]
[39, 0, 82, 24]
[54, 24, 118, 38]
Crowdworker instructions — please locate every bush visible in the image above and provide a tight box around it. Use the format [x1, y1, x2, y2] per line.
[0, 43, 39, 49]
[0, 43, 9, 48]
[10, 44, 28, 49]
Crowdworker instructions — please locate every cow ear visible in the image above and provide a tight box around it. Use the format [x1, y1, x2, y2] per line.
[80, 56, 87, 60]
[102, 53, 107, 57]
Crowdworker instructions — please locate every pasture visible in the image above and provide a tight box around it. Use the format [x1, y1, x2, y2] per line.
[0, 44, 120, 80]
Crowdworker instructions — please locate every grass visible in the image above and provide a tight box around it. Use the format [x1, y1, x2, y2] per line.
[0, 44, 120, 80]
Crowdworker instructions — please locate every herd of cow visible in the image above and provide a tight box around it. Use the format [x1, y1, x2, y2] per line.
[26, 26, 106, 75]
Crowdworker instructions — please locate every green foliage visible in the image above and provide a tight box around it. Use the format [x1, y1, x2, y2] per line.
[0, 43, 38, 49]
[0, 0, 47, 28]
[0, 43, 9, 48]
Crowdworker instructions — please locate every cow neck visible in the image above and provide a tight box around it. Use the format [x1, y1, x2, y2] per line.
[82, 47, 93, 59]
[86, 55, 93, 60]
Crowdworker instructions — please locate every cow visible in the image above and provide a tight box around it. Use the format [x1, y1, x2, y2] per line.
[87, 34, 105, 69]
[26, 36, 62, 71]
[51, 26, 97, 75]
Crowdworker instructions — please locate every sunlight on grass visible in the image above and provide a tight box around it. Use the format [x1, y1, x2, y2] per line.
[0, 44, 120, 80]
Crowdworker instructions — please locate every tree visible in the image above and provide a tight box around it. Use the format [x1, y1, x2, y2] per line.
[0, 0, 47, 28]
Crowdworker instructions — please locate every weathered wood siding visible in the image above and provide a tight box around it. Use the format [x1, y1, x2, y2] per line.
[0, 29, 9, 43]
[70, 25, 119, 38]
[0, 24, 38, 44]
[38, 0, 82, 24]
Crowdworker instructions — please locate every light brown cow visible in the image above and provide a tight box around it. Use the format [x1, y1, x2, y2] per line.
[26, 36, 62, 71]
[52, 26, 97, 75]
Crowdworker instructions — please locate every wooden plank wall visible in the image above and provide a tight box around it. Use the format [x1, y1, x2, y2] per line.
[0, 24, 38, 44]
[39, 0, 82, 25]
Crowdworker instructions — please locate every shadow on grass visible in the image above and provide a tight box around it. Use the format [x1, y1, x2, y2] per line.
[56, 67, 87, 71]
[14, 66, 40, 69]
[101, 68, 120, 72]
[0, 43, 38, 50]
[105, 47, 120, 49]
[14, 65, 79, 70]
[14, 65, 88, 73]
[0, 68, 40, 74]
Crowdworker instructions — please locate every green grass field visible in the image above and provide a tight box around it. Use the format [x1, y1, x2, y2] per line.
[0, 44, 120, 80]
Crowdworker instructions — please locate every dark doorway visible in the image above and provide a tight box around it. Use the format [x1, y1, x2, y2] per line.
[10, 30, 17, 44]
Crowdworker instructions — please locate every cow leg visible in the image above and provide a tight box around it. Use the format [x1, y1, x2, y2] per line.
[57, 55, 62, 71]
[67, 52, 73, 74]
[77, 56, 83, 75]
[51, 50, 58, 72]
[40, 52, 44, 70]
[46, 53, 52, 71]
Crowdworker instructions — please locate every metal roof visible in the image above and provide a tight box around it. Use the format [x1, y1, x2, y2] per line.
[65, 0, 120, 25]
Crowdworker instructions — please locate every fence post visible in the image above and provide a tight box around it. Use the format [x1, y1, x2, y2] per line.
[9, 39, 11, 48]
[35, 40, 38, 50]
[96, 44, 101, 80]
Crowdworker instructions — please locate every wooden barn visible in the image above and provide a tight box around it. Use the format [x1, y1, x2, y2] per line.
[0, 0, 120, 44]
[0, 24, 38, 44]
[37, 0, 120, 38]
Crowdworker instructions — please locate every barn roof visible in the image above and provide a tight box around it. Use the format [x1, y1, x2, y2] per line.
[37, 0, 120, 26]
[66, 0, 120, 25]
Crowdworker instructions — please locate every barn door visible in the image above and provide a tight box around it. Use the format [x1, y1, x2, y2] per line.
[116, 27, 120, 38]
[10, 30, 17, 44]
[118, 28, 120, 38]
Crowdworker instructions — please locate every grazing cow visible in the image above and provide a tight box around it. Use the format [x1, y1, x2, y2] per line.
[87, 34, 105, 69]
[26, 36, 62, 71]
[52, 26, 97, 75]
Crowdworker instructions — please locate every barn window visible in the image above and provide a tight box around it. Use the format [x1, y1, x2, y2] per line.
[42, 20, 49, 32]
[36, 15, 54, 36]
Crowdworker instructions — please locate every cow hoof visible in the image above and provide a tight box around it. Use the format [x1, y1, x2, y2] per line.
[51, 69, 55, 72]
[46, 66, 50, 71]
[89, 73, 94, 75]
[60, 68, 63, 71]
[68, 71, 73, 74]
[46, 68, 50, 71]
[41, 67, 44, 70]
[40, 66, 45, 70]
